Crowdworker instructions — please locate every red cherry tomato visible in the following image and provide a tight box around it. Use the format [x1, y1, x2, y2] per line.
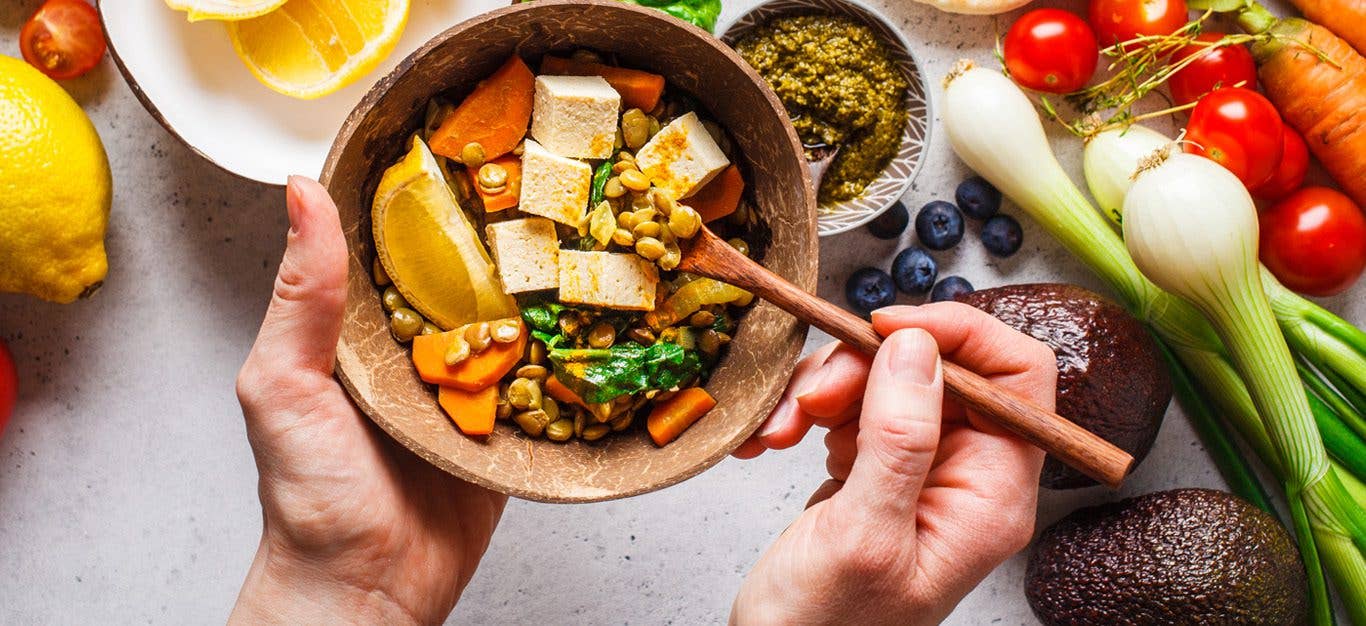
[19, 0, 106, 80]
[1004, 9, 1100, 94]
[1252, 127, 1309, 202]
[1168, 33, 1258, 106]
[1260, 187, 1366, 297]
[1088, 0, 1189, 47]
[0, 340, 15, 438]
[1184, 87, 1284, 188]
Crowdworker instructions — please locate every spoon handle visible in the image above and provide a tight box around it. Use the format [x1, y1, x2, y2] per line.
[679, 228, 1133, 489]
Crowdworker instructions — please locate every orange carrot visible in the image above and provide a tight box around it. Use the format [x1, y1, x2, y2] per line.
[540, 55, 665, 112]
[430, 55, 534, 162]
[683, 165, 745, 223]
[1287, 0, 1366, 56]
[545, 376, 587, 409]
[438, 386, 498, 436]
[474, 155, 522, 212]
[411, 320, 526, 391]
[646, 387, 717, 446]
[1244, 9, 1366, 207]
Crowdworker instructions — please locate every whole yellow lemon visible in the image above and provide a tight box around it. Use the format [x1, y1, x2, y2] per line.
[0, 54, 112, 303]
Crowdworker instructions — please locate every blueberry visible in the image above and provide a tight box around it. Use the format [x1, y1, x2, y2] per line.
[846, 268, 896, 314]
[891, 246, 938, 295]
[956, 176, 1002, 220]
[915, 201, 965, 251]
[981, 214, 1024, 257]
[930, 276, 974, 303]
[866, 200, 910, 240]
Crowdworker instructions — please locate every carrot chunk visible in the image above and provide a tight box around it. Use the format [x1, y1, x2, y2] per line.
[545, 375, 587, 409]
[684, 165, 745, 223]
[646, 387, 717, 446]
[540, 55, 666, 112]
[430, 55, 535, 162]
[438, 386, 498, 436]
[411, 320, 526, 391]
[474, 155, 522, 212]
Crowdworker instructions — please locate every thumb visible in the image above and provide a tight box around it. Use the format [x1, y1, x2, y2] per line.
[248, 176, 349, 376]
[834, 328, 943, 522]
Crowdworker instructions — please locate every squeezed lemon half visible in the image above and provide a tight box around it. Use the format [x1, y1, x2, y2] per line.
[373, 137, 519, 330]
[226, 0, 410, 99]
[165, 0, 289, 21]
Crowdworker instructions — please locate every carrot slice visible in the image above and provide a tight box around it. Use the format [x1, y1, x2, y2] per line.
[646, 387, 717, 446]
[545, 375, 587, 409]
[430, 55, 534, 162]
[412, 320, 526, 391]
[438, 386, 498, 436]
[540, 55, 665, 112]
[474, 155, 522, 212]
[684, 165, 745, 223]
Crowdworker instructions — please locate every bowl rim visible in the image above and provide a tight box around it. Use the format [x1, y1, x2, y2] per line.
[319, 0, 817, 503]
[718, 0, 933, 237]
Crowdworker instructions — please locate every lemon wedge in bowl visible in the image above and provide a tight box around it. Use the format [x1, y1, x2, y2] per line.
[165, 0, 288, 21]
[374, 137, 519, 330]
[227, 0, 410, 99]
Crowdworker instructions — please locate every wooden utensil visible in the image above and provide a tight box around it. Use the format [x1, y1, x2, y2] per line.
[679, 227, 1134, 489]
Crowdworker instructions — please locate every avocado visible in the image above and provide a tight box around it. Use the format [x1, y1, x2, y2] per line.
[957, 283, 1171, 489]
[1026, 488, 1308, 625]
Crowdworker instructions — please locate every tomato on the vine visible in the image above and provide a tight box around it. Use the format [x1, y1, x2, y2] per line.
[1004, 9, 1099, 94]
[1252, 126, 1309, 202]
[1184, 87, 1284, 187]
[1168, 33, 1258, 106]
[1260, 187, 1366, 297]
[20, 0, 106, 80]
[1088, 0, 1189, 47]
[0, 340, 15, 438]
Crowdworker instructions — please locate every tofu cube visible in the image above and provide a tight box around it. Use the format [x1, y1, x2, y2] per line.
[485, 217, 560, 293]
[518, 139, 593, 226]
[635, 111, 730, 199]
[557, 251, 659, 311]
[530, 75, 621, 159]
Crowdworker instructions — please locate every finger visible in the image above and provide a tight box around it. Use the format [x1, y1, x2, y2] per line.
[806, 479, 843, 509]
[246, 176, 349, 377]
[731, 435, 767, 460]
[823, 420, 859, 482]
[755, 342, 838, 449]
[794, 345, 872, 422]
[835, 328, 944, 522]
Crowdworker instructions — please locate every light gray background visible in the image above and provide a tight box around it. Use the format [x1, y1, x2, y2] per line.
[1, 0, 1347, 623]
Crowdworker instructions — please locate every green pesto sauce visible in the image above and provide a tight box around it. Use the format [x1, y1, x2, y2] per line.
[735, 15, 909, 203]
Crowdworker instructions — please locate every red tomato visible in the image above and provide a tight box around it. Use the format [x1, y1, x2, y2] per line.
[0, 340, 15, 438]
[1252, 127, 1309, 202]
[1168, 33, 1258, 106]
[1184, 88, 1284, 188]
[1260, 187, 1366, 297]
[20, 0, 106, 80]
[1089, 0, 1189, 46]
[1004, 9, 1099, 94]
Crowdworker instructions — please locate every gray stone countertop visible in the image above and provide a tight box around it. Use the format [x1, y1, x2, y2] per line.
[1, 0, 1353, 623]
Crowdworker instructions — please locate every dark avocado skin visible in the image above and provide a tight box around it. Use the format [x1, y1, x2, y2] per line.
[1026, 489, 1308, 625]
[957, 283, 1172, 489]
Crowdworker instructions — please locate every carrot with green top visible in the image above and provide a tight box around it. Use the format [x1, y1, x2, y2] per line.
[1239, 4, 1366, 207]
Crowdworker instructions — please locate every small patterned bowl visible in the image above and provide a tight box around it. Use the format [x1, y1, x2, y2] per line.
[721, 0, 931, 237]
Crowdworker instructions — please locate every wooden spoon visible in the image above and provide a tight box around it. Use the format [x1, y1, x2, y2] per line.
[678, 226, 1134, 489]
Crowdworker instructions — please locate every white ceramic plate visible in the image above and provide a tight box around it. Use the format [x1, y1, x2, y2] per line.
[101, 0, 507, 186]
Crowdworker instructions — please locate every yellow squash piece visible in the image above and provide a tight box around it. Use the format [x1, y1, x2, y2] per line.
[227, 0, 410, 99]
[0, 55, 111, 303]
[373, 137, 519, 330]
[164, 0, 289, 21]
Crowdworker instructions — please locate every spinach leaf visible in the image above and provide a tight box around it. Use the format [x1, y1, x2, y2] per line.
[520, 300, 564, 335]
[589, 156, 615, 207]
[550, 341, 705, 403]
[623, 0, 721, 31]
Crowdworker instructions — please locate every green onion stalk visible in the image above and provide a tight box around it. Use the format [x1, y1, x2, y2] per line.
[941, 61, 1366, 623]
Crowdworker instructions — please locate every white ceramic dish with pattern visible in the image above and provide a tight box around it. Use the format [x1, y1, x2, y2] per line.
[719, 0, 931, 236]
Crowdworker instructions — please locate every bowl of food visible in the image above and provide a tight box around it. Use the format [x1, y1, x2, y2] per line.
[721, 0, 931, 236]
[321, 0, 817, 503]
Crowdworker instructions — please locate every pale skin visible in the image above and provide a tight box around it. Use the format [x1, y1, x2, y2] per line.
[231, 176, 1055, 624]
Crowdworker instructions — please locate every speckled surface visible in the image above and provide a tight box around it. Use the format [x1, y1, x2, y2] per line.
[0, 0, 1353, 624]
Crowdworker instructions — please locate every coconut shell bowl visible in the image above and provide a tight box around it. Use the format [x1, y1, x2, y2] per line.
[321, 0, 817, 503]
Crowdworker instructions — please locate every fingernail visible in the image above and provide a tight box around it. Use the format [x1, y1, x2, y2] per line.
[889, 330, 938, 385]
[794, 364, 830, 400]
[760, 397, 795, 438]
[285, 176, 306, 235]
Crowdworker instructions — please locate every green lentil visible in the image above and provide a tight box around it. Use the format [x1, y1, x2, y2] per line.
[734, 15, 908, 203]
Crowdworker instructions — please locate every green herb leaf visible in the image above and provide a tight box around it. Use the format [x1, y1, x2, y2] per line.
[619, 0, 721, 31]
[549, 341, 706, 403]
[520, 301, 565, 335]
[590, 157, 615, 207]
